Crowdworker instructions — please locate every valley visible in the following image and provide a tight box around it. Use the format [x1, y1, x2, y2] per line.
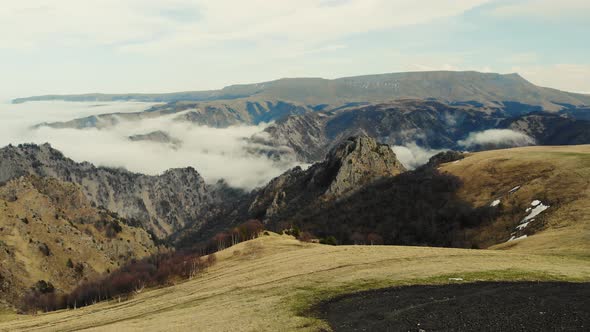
[2, 72, 590, 332]
[0, 144, 588, 331]
[4, 2, 590, 330]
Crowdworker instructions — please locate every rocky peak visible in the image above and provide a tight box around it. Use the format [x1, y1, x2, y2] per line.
[247, 135, 406, 221]
[324, 135, 406, 196]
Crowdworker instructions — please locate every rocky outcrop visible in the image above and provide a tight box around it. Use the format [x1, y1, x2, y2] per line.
[247, 135, 406, 222]
[325, 136, 406, 196]
[0, 143, 219, 238]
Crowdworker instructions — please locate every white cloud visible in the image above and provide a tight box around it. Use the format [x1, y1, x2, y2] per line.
[0, 101, 300, 189]
[0, 0, 490, 52]
[458, 129, 536, 149]
[491, 0, 590, 19]
[391, 143, 446, 169]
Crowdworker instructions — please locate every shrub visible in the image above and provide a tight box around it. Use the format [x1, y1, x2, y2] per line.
[33, 280, 55, 294]
[320, 236, 338, 246]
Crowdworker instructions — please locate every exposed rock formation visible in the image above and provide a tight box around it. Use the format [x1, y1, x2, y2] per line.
[0, 143, 219, 238]
[248, 135, 405, 221]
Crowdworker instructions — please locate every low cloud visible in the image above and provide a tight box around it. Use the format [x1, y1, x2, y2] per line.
[391, 143, 446, 169]
[458, 129, 536, 149]
[0, 101, 300, 189]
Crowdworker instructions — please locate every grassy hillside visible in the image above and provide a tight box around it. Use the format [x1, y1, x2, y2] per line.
[0, 233, 588, 331]
[0, 176, 156, 307]
[441, 145, 590, 254]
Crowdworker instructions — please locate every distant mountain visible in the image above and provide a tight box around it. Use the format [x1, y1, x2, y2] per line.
[36, 99, 312, 130]
[14, 71, 590, 112]
[258, 100, 501, 161]
[502, 112, 590, 145]
[255, 100, 590, 162]
[0, 143, 231, 238]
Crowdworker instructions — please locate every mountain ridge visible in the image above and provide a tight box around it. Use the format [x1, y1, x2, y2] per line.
[0, 143, 227, 239]
[13, 71, 590, 111]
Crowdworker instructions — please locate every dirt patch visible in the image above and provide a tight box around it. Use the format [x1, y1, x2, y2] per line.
[318, 282, 590, 331]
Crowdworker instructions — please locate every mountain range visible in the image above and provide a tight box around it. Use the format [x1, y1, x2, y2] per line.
[2, 70, 590, 314]
[17, 71, 590, 167]
[13, 71, 590, 111]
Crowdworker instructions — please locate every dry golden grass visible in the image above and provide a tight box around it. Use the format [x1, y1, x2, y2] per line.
[1, 233, 588, 332]
[1, 145, 588, 331]
[441, 145, 590, 254]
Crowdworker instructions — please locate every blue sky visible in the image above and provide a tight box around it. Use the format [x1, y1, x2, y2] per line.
[1, 0, 589, 99]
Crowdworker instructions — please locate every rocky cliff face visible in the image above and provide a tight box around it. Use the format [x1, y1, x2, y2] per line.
[502, 113, 590, 145]
[257, 100, 590, 163]
[0, 176, 156, 306]
[259, 100, 501, 162]
[0, 144, 219, 238]
[248, 135, 406, 222]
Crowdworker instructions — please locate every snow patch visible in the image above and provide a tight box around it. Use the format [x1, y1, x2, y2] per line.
[507, 235, 528, 242]
[516, 222, 529, 230]
[522, 203, 549, 223]
[490, 199, 501, 207]
[531, 200, 541, 207]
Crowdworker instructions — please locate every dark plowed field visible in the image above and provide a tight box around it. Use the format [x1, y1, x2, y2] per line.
[319, 282, 590, 332]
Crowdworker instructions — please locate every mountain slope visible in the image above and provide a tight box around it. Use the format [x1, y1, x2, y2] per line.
[0, 176, 156, 307]
[440, 145, 590, 255]
[176, 136, 406, 245]
[0, 143, 223, 238]
[1, 233, 588, 331]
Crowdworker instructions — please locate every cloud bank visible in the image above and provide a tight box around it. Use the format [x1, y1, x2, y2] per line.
[458, 129, 536, 149]
[391, 143, 447, 169]
[0, 101, 300, 189]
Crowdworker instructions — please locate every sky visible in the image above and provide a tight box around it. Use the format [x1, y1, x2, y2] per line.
[1, 0, 589, 100]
